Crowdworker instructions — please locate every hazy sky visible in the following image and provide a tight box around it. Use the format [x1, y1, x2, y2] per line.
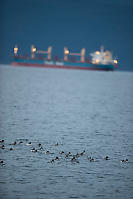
[1, 0, 133, 70]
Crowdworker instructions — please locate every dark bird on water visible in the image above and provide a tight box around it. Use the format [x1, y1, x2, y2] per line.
[90, 158, 94, 162]
[13, 141, 17, 145]
[105, 156, 110, 160]
[0, 160, 3, 164]
[31, 148, 37, 152]
[1, 145, 5, 149]
[60, 151, 64, 154]
[80, 150, 85, 156]
[26, 142, 32, 146]
[71, 156, 79, 163]
[121, 159, 128, 163]
[88, 157, 94, 162]
[65, 152, 71, 158]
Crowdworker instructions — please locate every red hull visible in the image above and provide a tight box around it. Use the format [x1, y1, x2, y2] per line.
[11, 62, 113, 71]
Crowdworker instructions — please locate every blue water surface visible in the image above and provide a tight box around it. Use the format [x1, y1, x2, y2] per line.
[0, 64, 133, 199]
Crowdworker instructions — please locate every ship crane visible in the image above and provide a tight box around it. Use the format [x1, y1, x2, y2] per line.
[64, 47, 86, 62]
[31, 45, 52, 60]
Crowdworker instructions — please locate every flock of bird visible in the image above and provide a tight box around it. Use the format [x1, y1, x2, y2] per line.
[0, 139, 129, 166]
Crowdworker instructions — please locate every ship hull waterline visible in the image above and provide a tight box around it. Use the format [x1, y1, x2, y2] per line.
[11, 62, 115, 71]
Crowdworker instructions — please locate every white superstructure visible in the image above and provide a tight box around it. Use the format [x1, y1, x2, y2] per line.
[90, 46, 117, 65]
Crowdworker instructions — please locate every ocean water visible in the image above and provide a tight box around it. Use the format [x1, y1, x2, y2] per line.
[0, 64, 133, 199]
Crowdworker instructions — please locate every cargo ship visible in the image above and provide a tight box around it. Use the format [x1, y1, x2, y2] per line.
[11, 45, 118, 71]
